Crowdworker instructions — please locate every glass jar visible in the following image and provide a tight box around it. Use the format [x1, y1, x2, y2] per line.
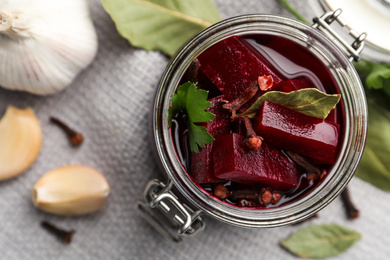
[138, 11, 368, 242]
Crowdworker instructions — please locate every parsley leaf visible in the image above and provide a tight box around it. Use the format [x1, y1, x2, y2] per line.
[168, 82, 215, 153]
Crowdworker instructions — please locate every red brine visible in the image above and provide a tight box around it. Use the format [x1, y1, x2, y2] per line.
[171, 34, 343, 208]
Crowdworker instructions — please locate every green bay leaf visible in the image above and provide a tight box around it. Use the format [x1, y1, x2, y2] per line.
[101, 0, 221, 56]
[281, 224, 361, 259]
[356, 93, 390, 190]
[238, 88, 340, 119]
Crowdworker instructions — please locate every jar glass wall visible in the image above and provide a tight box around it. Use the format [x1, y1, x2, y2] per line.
[151, 14, 367, 228]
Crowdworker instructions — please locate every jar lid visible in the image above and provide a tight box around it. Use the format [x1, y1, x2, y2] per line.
[314, 0, 390, 62]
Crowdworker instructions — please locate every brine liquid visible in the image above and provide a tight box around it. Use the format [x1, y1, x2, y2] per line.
[171, 33, 344, 209]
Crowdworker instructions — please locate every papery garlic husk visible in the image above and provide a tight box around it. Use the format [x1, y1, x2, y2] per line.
[0, 106, 42, 181]
[31, 165, 110, 215]
[0, 0, 98, 95]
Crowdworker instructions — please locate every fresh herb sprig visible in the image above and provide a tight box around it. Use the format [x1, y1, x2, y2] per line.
[168, 82, 215, 153]
[354, 60, 390, 95]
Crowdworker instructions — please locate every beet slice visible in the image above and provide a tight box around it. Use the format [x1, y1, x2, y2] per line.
[191, 95, 230, 184]
[276, 77, 314, 92]
[191, 143, 219, 184]
[213, 133, 299, 190]
[253, 100, 340, 164]
[200, 95, 230, 137]
[197, 36, 283, 102]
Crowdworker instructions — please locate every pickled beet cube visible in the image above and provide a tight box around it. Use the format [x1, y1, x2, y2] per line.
[191, 95, 230, 184]
[196, 71, 223, 99]
[199, 95, 230, 137]
[253, 100, 339, 164]
[191, 144, 221, 184]
[276, 78, 314, 92]
[213, 133, 299, 190]
[198, 36, 283, 102]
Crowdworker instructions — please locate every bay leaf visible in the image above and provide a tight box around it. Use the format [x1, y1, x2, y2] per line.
[101, 0, 221, 56]
[238, 88, 341, 119]
[355, 92, 390, 191]
[280, 224, 361, 259]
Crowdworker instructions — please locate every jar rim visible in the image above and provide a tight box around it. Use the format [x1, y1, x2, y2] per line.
[152, 14, 367, 227]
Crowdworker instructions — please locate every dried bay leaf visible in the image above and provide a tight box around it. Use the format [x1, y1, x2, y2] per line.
[281, 224, 361, 259]
[238, 88, 341, 119]
[101, 0, 221, 56]
[355, 92, 390, 191]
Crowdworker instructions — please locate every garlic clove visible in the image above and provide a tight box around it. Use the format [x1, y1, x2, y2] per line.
[0, 10, 12, 32]
[0, 0, 98, 95]
[0, 106, 42, 181]
[31, 165, 110, 216]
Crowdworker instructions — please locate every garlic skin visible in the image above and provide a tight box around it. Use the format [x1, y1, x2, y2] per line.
[0, 0, 98, 95]
[32, 165, 110, 216]
[0, 106, 42, 181]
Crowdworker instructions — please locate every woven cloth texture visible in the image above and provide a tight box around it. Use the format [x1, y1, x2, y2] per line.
[0, 0, 389, 259]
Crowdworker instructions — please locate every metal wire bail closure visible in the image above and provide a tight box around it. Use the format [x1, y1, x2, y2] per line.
[136, 179, 205, 242]
[312, 9, 367, 62]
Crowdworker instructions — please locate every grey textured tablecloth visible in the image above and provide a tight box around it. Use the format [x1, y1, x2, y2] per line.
[1, 0, 389, 259]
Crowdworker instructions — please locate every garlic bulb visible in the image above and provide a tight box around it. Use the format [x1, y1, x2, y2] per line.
[31, 165, 110, 216]
[0, 0, 98, 95]
[0, 106, 42, 181]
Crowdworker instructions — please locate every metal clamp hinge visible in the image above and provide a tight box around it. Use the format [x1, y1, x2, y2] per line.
[136, 179, 205, 242]
[312, 9, 367, 62]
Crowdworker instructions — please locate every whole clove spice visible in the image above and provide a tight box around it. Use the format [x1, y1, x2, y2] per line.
[231, 189, 259, 200]
[212, 184, 280, 206]
[242, 116, 263, 150]
[340, 187, 360, 219]
[213, 184, 228, 200]
[271, 191, 282, 205]
[286, 151, 322, 180]
[257, 75, 273, 91]
[260, 189, 272, 204]
[221, 81, 259, 120]
[50, 117, 84, 146]
[188, 58, 200, 83]
[41, 221, 75, 244]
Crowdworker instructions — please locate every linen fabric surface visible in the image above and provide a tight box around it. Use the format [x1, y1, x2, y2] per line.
[0, 0, 388, 259]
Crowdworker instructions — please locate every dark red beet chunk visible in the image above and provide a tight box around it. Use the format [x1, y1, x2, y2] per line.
[197, 36, 283, 102]
[199, 95, 230, 137]
[213, 133, 299, 190]
[191, 144, 220, 184]
[276, 78, 314, 92]
[191, 95, 230, 184]
[253, 100, 339, 164]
